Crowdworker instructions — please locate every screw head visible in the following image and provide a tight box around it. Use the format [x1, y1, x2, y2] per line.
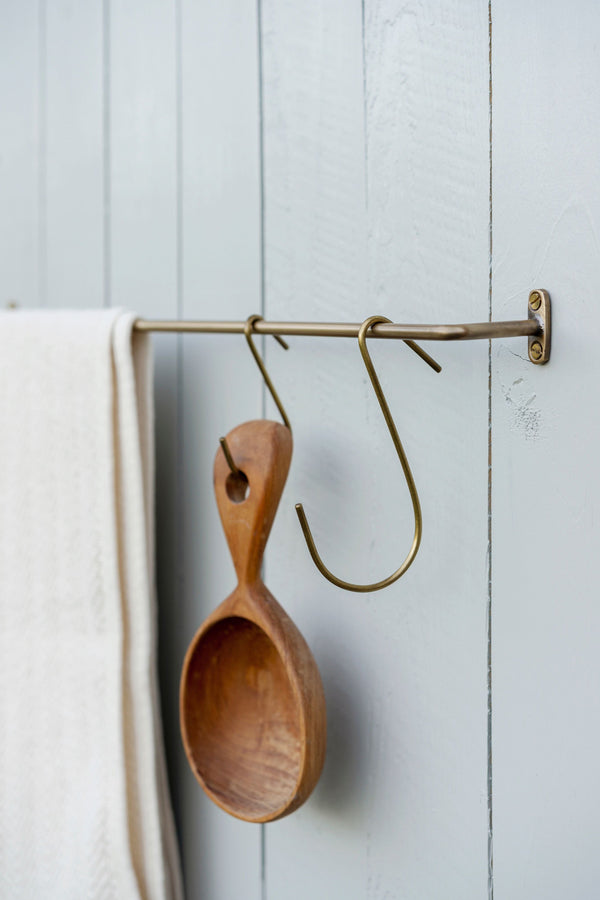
[529, 291, 542, 311]
[530, 340, 543, 361]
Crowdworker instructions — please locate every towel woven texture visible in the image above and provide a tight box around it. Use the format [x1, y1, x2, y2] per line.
[0, 309, 183, 900]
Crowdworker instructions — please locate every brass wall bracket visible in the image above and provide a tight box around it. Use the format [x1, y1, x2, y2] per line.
[527, 289, 551, 364]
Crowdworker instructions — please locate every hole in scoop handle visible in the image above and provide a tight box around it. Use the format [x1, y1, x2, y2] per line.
[214, 420, 293, 586]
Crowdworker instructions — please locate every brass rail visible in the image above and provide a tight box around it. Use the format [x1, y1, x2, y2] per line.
[133, 317, 540, 341]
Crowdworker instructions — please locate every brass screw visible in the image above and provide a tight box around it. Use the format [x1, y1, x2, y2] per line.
[529, 291, 541, 311]
[530, 340, 543, 361]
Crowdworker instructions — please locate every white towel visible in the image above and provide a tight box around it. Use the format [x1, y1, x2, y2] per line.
[0, 309, 183, 900]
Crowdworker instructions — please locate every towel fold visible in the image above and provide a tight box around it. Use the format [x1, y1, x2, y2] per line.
[0, 309, 183, 900]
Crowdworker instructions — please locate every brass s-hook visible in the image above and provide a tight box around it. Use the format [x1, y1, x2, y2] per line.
[244, 314, 291, 432]
[220, 314, 291, 475]
[295, 315, 440, 593]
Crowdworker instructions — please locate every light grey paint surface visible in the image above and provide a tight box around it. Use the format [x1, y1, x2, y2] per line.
[1, 0, 598, 897]
[491, 2, 600, 897]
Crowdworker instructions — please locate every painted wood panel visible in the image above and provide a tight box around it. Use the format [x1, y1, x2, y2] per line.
[106, 2, 185, 896]
[45, 0, 104, 309]
[260, 1, 370, 895]
[177, 0, 263, 897]
[0, 0, 40, 307]
[261, 0, 490, 896]
[491, 1, 600, 896]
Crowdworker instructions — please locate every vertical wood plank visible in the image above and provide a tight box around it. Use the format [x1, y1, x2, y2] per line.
[492, 2, 600, 896]
[260, 0, 370, 886]
[178, 1, 263, 897]
[110, 0, 177, 319]
[45, 0, 104, 309]
[262, 0, 490, 896]
[108, 0, 183, 891]
[0, 0, 39, 308]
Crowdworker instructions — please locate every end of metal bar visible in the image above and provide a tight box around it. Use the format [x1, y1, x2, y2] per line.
[219, 437, 239, 475]
[273, 334, 289, 350]
[403, 339, 442, 373]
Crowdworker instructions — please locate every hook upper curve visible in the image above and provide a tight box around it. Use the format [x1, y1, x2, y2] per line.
[295, 314, 428, 593]
[244, 314, 291, 431]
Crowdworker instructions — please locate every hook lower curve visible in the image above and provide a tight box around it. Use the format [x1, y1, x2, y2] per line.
[295, 315, 428, 593]
[244, 314, 291, 432]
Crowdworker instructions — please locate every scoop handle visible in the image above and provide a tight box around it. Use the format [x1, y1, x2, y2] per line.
[214, 420, 292, 587]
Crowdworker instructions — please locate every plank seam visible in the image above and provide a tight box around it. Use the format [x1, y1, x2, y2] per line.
[257, 0, 268, 897]
[174, 0, 185, 849]
[37, 0, 47, 307]
[175, 0, 183, 323]
[257, 0, 267, 422]
[360, 0, 369, 207]
[487, 1, 494, 897]
[102, 0, 111, 309]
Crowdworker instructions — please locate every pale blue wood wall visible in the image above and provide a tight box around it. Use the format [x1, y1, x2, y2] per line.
[2, 1, 599, 897]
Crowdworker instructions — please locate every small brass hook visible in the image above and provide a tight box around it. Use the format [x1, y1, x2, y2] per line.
[295, 314, 438, 592]
[244, 314, 291, 432]
[219, 314, 291, 475]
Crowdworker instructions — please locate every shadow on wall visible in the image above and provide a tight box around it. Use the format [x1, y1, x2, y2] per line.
[310, 637, 371, 824]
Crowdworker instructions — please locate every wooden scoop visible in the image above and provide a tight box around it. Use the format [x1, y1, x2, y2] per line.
[180, 419, 327, 822]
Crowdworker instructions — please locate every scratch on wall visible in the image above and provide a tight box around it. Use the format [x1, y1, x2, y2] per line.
[503, 377, 542, 440]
